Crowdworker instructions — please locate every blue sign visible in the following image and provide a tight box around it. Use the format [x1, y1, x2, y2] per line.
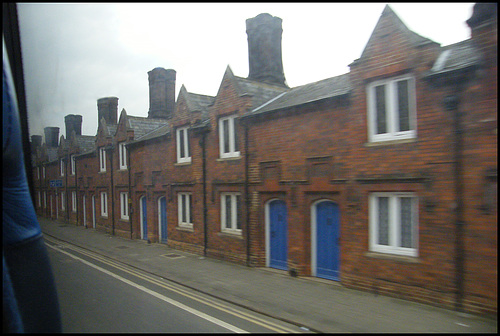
[50, 179, 63, 188]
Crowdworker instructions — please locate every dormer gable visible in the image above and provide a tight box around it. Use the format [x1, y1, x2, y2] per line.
[352, 5, 439, 78]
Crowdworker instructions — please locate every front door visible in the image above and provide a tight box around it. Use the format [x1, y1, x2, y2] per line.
[159, 197, 167, 243]
[314, 201, 340, 280]
[267, 200, 288, 270]
[140, 196, 147, 240]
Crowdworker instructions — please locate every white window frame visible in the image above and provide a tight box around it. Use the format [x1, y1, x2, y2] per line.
[42, 166, 46, 179]
[99, 147, 106, 172]
[100, 192, 108, 217]
[369, 192, 418, 257]
[219, 115, 240, 159]
[367, 75, 416, 143]
[220, 193, 241, 234]
[61, 191, 65, 211]
[37, 191, 41, 207]
[43, 192, 47, 208]
[176, 127, 191, 163]
[72, 191, 77, 212]
[177, 192, 193, 228]
[119, 142, 127, 170]
[60, 159, 64, 176]
[70, 154, 76, 175]
[36, 166, 40, 179]
[120, 192, 129, 220]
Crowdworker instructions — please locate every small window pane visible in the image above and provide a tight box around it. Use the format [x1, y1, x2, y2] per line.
[378, 197, 389, 245]
[375, 85, 387, 134]
[225, 195, 232, 229]
[236, 195, 241, 230]
[400, 197, 413, 248]
[397, 80, 410, 132]
[179, 129, 185, 158]
[223, 119, 230, 153]
[233, 118, 239, 152]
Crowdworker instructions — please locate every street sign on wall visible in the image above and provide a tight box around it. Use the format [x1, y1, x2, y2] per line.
[49, 179, 63, 188]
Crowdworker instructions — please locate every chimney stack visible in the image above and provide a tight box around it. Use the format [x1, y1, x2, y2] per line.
[44, 127, 60, 148]
[65, 114, 83, 138]
[31, 135, 42, 148]
[97, 97, 118, 124]
[246, 13, 287, 86]
[148, 68, 176, 119]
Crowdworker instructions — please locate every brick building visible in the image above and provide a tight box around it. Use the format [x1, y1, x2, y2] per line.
[31, 4, 496, 314]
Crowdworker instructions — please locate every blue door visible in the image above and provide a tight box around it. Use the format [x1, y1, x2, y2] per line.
[141, 196, 147, 240]
[268, 200, 288, 270]
[315, 201, 340, 280]
[159, 197, 167, 243]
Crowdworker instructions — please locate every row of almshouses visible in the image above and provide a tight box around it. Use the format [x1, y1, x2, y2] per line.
[31, 5, 496, 315]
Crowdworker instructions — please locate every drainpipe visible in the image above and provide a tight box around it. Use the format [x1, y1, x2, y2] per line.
[200, 131, 208, 257]
[75, 154, 78, 226]
[107, 145, 115, 236]
[244, 123, 251, 267]
[65, 155, 69, 223]
[444, 89, 465, 312]
[127, 143, 132, 239]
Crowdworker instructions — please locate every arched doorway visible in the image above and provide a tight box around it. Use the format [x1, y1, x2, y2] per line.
[311, 200, 340, 280]
[265, 199, 288, 270]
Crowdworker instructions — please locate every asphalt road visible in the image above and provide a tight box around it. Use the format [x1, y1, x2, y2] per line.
[45, 237, 310, 333]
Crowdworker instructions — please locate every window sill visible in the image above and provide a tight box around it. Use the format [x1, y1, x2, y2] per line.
[217, 156, 241, 162]
[365, 251, 419, 263]
[174, 161, 192, 166]
[218, 231, 243, 239]
[364, 138, 417, 147]
[176, 225, 194, 232]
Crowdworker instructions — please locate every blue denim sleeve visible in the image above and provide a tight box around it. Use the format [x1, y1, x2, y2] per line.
[3, 37, 62, 333]
[3, 39, 41, 246]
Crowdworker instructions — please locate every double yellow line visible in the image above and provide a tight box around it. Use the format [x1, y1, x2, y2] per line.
[44, 235, 303, 333]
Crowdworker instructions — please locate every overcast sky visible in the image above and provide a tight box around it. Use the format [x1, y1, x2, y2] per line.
[17, 3, 475, 139]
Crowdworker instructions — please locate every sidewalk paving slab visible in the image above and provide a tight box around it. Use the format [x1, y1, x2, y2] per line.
[39, 217, 497, 333]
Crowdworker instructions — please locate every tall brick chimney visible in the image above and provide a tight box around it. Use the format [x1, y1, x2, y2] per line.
[64, 114, 83, 138]
[44, 127, 59, 148]
[97, 97, 118, 124]
[148, 68, 176, 119]
[246, 13, 287, 86]
[31, 135, 42, 152]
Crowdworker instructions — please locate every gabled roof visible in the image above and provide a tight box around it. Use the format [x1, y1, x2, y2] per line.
[234, 75, 289, 111]
[217, 65, 288, 111]
[126, 123, 170, 147]
[74, 135, 96, 153]
[127, 116, 169, 139]
[244, 73, 351, 117]
[180, 85, 214, 113]
[358, 5, 437, 61]
[179, 85, 215, 121]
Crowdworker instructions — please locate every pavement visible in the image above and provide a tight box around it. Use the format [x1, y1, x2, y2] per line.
[38, 216, 497, 333]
